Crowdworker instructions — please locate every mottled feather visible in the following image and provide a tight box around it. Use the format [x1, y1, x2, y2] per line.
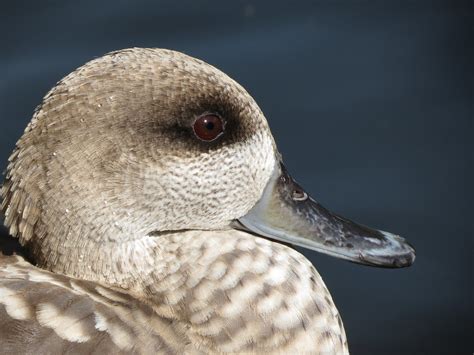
[0, 48, 349, 354]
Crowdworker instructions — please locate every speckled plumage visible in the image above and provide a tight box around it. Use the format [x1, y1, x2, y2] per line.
[0, 48, 349, 354]
[0, 231, 347, 354]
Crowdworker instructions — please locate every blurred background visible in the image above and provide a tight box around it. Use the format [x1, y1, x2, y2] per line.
[0, 1, 472, 354]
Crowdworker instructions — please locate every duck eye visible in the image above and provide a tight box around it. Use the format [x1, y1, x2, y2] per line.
[193, 114, 224, 141]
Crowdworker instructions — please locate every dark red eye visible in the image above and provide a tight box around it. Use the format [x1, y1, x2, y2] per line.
[193, 114, 224, 141]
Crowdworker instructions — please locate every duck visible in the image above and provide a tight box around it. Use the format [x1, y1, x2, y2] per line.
[0, 48, 415, 354]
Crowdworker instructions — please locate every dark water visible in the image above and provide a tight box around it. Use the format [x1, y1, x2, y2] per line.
[1, 1, 472, 354]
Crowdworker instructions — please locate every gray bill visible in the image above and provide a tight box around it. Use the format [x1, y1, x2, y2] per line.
[236, 161, 415, 268]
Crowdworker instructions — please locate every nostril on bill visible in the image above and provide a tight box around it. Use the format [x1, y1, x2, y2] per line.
[292, 188, 308, 201]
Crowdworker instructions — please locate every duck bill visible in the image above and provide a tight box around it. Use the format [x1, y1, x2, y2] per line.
[237, 162, 415, 268]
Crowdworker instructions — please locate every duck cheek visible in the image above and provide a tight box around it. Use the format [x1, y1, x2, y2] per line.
[199, 132, 276, 222]
[154, 145, 276, 229]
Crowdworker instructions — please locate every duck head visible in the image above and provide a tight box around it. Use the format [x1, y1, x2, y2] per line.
[1, 48, 414, 273]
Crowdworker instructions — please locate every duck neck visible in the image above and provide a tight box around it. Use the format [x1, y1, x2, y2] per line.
[29, 226, 260, 303]
[28, 227, 198, 294]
